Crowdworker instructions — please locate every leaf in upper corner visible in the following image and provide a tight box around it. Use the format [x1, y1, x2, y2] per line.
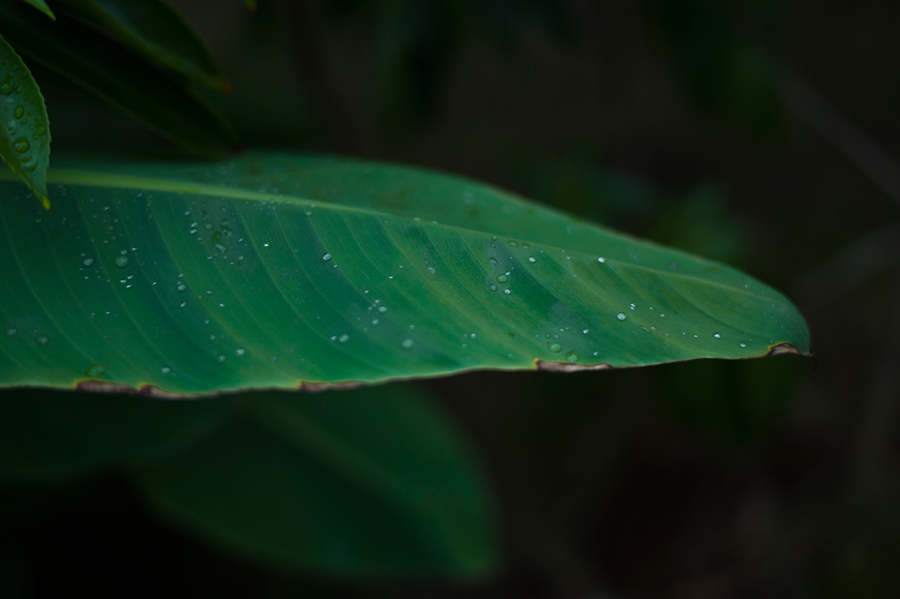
[0, 34, 51, 209]
[0, 152, 810, 395]
[21, 0, 55, 19]
[54, 0, 229, 90]
[135, 384, 497, 577]
[0, 4, 237, 157]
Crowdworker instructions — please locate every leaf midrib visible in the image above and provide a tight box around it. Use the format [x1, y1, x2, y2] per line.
[0, 168, 785, 306]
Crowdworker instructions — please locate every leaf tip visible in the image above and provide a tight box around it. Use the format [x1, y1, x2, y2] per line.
[40, 195, 50, 210]
[765, 342, 806, 357]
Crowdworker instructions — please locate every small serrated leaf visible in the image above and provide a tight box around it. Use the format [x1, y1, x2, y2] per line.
[0, 34, 51, 209]
[55, 0, 229, 90]
[21, 0, 55, 20]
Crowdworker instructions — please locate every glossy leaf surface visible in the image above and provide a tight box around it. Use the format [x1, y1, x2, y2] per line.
[135, 385, 496, 576]
[55, 0, 229, 89]
[0, 35, 50, 209]
[0, 388, 225, 481]
[0, 5, 236, 156]
[0, 152, 810, 395]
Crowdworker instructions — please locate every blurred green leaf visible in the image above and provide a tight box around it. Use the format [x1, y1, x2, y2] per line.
[135, 385, 497, 577]
[0, 34, 51, 209]
[55, 0, 230, 90]
[647, 0, 785, 136]
[328, 0, 571, 135]
[0, 3, 237, 157]
[0, 388, 226, 482]
[21, 0, 54, 19]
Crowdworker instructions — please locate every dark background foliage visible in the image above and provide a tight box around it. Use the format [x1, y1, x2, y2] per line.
[4, 0, 900, 597]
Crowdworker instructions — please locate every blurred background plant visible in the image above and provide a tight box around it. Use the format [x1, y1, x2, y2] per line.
[2, 0, 899, 597]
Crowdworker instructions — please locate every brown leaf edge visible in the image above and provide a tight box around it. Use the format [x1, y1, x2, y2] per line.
[535, 342, 809, 373]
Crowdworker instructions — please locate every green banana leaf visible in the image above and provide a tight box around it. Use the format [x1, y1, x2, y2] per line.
[0, 34, 51, 209]
[0, 152, 809, 395]
[135, 384, 496, 576]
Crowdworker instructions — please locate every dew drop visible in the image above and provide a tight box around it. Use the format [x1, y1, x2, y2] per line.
[322, 253, 332, 261]
[82, 258, 94, 267]
[13, 105, 23, 119]
[114, 255, 129, 268]
[84, 363, 106, 378]
[177, 282, 186, 292]
[496, 274, 507, 283]
[235, 348, 246, 356]
[528, 256, 536, 263]
[161, 367, 171, 374]
[547, 342, 562, 352]
[598, 257, 605, 263]
[13, 137, 29, 153]
[401, 338, 414, 349]
[713, 333, 721, 339]
[616, 312, 626, 321]
[583, 328, 589, 334]
[5, 327, 17, 337]
[489, 284, 497, 291]
[503, 288, 511, 295]
[740, 342, 747, 348]
[338, 334, 350, 344]
[378, 306, 388, 313]
[565, 351, 579, 363]
[0, 73, 13, 95]
[37, 336, 48, 346]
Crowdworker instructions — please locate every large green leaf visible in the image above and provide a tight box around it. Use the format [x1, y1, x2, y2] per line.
[0, 4, 237, 157]
[0, 35, 50, 209]
[135, 384, 495, 576]
[0, 388, 225, 481]
[0, 152, 809, 395]
[54, 0, 229, 90]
